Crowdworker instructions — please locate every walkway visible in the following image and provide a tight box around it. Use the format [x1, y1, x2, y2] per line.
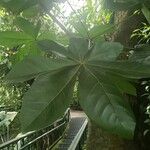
[56, 110, 88, 150]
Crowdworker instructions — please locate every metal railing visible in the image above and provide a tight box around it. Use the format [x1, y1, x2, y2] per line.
[0, 109, 70, 150]
[68, 119, 88, 150]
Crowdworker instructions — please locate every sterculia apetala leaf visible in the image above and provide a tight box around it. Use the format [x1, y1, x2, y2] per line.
[5, 37, 150, 138]
[21, 66, 79, 131]
[79, 67, 135, 139]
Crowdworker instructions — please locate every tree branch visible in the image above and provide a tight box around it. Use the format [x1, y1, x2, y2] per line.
[40, 3, 72, 37]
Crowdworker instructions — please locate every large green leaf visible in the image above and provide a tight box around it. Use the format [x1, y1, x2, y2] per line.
[14, 17, 40, 38]
[129, 44, 150, 63]
[0, 0, 38, 14]
[89, 24, 115, 39]
[107, 75, 137, 96]
[6, 37, 150, 138]
[0, 0, 61, 14]
[0, 31, 34, 47]
[88, 60, 150, 79]
[22, 5, 40, 18]
[38, 39, 89, 62]
[37, 31, 56, 41]
[70, 21, 89, 38]
[89, 41, 123, 61]
[68, 38, 89, 60]
[20, 67, 79, 131]
[6, 56, 77, 83]
[91, 68, 137, 96]
[142, 4, 150, 24]
[11, 41, 43, 65]
[79, 67, 136, 139]
[37, 39, 69, 57]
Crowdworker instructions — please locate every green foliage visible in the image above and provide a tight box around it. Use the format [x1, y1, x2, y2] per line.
[0, 0, 37, 14]
[0, 16, 43, 64]
[52, 0, 113, 39]
[0, 0, 150, 142]
[0, 0, 63, 15]
[21, 67, 77, 131]
[0, 0, 68, 63]
[0, 31, 33, 47]
[89, 41, 123, 61]
[142, 5, 150, 24]
[38, 40, 68, 56]
[89, 24, 115, 40]
[103, 0, 150, 24]
[129, 44, 150, 63]
[0, 81, 22, 109]
[6, 37, 150, 139]
[79, 68, 135, 138]
[132, 23, 150, 44]
[6, 56, 76, 83]
[14, 17, 41, 39]
[0, 9, 14, 31]
[0, 47, 26, 111]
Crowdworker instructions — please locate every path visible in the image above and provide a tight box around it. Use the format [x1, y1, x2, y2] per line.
[56, 110, 88, 150]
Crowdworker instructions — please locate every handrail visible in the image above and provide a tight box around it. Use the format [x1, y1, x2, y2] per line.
[20, 122, 66, 150]
[0, 108, 70, 149]
[68, 118, 88, 150]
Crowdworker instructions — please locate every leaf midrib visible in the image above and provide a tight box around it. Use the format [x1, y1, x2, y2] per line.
[7, 62, 78, 82]
[84, 65, 123, 125]
[24, 65, 80, 130]
[88, 61, 150, 75]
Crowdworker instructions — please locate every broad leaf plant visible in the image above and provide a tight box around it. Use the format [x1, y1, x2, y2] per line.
[5, 37, 150, 139]
[1, 0, 150, 140]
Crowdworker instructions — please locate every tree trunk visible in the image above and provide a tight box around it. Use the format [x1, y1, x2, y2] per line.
[86, 11, 147, 150]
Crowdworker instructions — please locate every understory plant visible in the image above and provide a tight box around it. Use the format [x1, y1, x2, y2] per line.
[0, 0, 150, 141]
[5, 37, 150, 139]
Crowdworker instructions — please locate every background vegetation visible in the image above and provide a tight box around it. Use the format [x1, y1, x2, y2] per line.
[0, 0, 150, 149]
